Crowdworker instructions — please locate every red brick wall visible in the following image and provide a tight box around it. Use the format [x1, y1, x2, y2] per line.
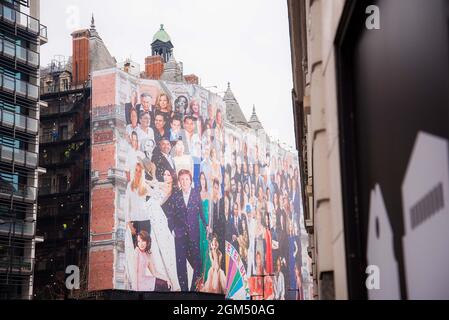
[91, 186, 115, 235]
[89, 70, 118, 291]
[88, 249, 114, 291]
[145, 55, 164, 80]
[92, 73, 116, 107]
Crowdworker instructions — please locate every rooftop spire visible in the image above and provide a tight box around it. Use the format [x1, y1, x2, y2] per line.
[249, 104, 263, 130]
[90, 14, 96, 31]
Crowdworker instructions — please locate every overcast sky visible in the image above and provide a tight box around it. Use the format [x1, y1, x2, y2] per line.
[40, 0, 296, 148]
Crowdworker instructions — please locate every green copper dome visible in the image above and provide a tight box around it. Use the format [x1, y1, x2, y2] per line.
[152, 24, 171, 43]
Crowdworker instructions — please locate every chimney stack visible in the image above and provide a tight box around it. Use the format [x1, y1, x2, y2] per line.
[71, 29, 90, 85]
[144, 55, 164, 80]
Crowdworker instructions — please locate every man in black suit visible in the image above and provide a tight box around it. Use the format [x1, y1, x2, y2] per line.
[124, 90, 138, 125]
[151, 138, 176, 182]
[162, 169, 207, 291]
[229, 202, 242, 252]
[136, 92, 155, 127]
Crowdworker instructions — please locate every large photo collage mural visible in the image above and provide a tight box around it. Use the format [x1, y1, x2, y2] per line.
[90, 68, 307, 300]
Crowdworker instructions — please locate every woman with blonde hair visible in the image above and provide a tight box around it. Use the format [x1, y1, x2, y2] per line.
[124, 162, 151, 290]
[156, 92, 173, 131]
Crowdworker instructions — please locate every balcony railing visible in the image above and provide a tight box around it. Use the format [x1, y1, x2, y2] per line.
[0, 220, 35, 237]
[0, 2, 46, 40]
[0, 37, 39, 68]
[0, 182, 36, 201]
[40, 82, 89, 95]
[0, 73, 39, 101]
[0, 108, 38, 134]
[38, 184, 70, 196]
[40, 24, 47, 42]
[0, 145, 38, 168]
[39, 131, 74, 144]
[0, 255, 33, 273]
[40, 103, 75, 116]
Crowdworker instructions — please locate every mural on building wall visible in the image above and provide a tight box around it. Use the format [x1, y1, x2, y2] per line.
[89, 68, 308, 299]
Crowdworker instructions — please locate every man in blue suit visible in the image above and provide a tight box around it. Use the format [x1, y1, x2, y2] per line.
[163, 169, 208, 291]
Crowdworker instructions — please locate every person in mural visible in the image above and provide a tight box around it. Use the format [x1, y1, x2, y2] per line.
[215, 108, 224, 150]
[199, 172, 211, 283]
[203, 104, 216, 130]
[287, 220, 300, 300]
[200, 144, 212, 194]
[229, 202, 241, 252]
[210, 178, 225, 259]
[202, 125, 215, 147]
[169, 116, 184, 145]
[291, 179, 300, 230]
[188, 98, 203, 136]
[125, 90, 138, 125]
[151, 138, 176, 182]
[201, 234, 226, 294]
[249, 251, 274, 300]
[174, 95, 188, 118]
[295, 263, 304, 300]
[266, 187, 275, 231]
[124, 162, 152, 290]
[270, 208, 280, 264]
[210, 148, 222, 190]
[172, 139, 193, 177]
[124, 131, 145, 182]
[246, 202, 257, 277]
[254, 205, 266, 271]
[156, 93, 173, 131]
[237, 215, 249, 268]
[134, 230, 172, 291]
[144, 168, 181, 291]
[273, 256, 285, 300]
[125, 107, 139, 143]
[137, 92, 155, 126]
[264, 211, 274, 275]
[136, 111, 155, 152]
[241, 159, 250, 187]
[183, 116, 201, 185]
[162, 169, 207, 291]
[277, 194, 289, 263]
[153, 113, 170, 145]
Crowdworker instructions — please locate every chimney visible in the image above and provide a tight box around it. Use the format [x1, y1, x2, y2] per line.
[71, 29, 90, 86]
[145, 55, 164, 80]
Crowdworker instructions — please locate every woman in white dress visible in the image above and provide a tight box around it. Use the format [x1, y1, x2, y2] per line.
[172, 140, 193, 177]
[145, 169, 181, 291]
[124, 162, 150, 290]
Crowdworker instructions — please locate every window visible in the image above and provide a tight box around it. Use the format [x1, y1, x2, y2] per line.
[59, 125, 68, 140]
[62, 79, 69, 91]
